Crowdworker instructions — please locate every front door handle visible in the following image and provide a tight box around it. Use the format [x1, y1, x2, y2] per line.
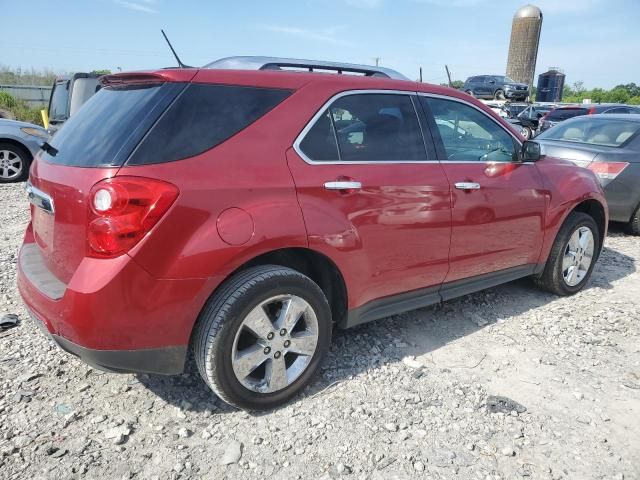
[454, 182, 481, 191]
[324, 181, 362, 191]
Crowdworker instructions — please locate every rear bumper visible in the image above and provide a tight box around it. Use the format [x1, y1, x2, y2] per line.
[17, 226, 212, 375]
[29, 311, 186, 374]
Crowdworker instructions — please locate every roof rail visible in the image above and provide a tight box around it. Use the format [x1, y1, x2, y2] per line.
[204, 56, 410, 81]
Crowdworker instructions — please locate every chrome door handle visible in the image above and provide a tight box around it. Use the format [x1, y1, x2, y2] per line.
[324, 181, 362, 190]
[454, 182, 481, 191]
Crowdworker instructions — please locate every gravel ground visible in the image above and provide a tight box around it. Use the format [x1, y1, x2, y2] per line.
[1, 181, 639, 480]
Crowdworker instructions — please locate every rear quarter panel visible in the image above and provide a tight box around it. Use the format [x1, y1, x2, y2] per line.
[534, 157, 608, 263]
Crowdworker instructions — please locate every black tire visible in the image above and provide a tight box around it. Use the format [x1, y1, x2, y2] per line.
[0, 142, 31, 183]
[626, 204, 640, 236]
[534, 212, 600, 296]
[465, 90, 475, 98]
[495, 89, 505, 100]
[192, 265, 332, 410]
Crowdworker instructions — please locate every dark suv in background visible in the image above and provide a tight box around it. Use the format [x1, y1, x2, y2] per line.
[464, 75, 529, 101]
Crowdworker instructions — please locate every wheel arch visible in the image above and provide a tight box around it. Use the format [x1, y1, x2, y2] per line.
[194, 247, 349, 331]
[0, 137, 33, 160]
[571, 198, 607, 255]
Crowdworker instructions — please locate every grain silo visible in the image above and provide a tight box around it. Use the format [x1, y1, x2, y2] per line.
[506, 5, 543, 90]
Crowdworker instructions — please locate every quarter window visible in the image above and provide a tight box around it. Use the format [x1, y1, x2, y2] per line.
[299, 93, 427, 162]
[422, 97, 518, 162]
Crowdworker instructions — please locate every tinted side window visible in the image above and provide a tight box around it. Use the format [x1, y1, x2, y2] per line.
[299, 110, 339, 161]
[330, 94, 426, 161]
[604, 107, 630, 114]
[422, 97, 517, 162]
[128, 84, 292, 165]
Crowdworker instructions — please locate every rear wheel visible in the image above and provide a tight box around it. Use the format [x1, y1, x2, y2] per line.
[495, 89, 505, 100]
[522, 126, 533, 139]
[0, 143, 31, 183]
[465, 90, 475, 98]
[626, 204, 640, 235]
[193, 265, 332, 410]
[534, 212, 600, 296]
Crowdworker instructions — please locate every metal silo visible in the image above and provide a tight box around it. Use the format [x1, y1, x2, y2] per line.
[506, 4, 543, 90]
[536, 68, 565, 102]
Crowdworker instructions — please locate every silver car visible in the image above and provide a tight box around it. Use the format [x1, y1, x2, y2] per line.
[536, 114, 640, 234]
[0, 119, 48, 183]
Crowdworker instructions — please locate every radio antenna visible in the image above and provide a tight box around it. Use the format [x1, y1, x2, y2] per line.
[161, 29, 192, 68]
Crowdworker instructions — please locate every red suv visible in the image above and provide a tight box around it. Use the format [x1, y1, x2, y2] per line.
[18, 57, 607, 410]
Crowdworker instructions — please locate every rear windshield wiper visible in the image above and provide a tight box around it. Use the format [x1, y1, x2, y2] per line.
[41, 141, 58, 157]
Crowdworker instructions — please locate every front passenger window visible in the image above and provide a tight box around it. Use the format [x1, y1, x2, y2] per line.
[422, 97, 518, 162]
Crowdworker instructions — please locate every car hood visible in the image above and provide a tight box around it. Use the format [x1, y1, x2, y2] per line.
[535, 139, 612, 167]
[0, 118, 46, 131]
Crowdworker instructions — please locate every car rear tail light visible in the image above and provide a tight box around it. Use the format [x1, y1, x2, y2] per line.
[87, 177, 179, 258]
[587, 161, 629, 187]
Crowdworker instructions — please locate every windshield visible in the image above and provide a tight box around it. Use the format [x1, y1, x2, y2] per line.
[538, 117, 640, 147]
[48, 80, 70, 122]
[496, 76, 516, 83]
[547, 108, 588, 121]
[42, 83, 183, 167]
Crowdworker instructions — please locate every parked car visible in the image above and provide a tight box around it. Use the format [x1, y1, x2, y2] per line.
[506, 104, 556, 139]
[463, 75, 529, 101]
[18, 57, 607, 410]
[536, 114, 640, 234]
[504, 102, 529, 118]
[539, 104, 640, 133]
[47, 73, 101, 134]
[0, 119, 49, 183]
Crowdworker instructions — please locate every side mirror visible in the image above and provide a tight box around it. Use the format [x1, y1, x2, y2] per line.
[521, 141, 544, 162]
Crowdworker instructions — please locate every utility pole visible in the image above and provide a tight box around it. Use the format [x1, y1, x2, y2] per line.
[373, 57, 381, 67]
[419, 67, 423, 82]
[445, 65, 453, 88]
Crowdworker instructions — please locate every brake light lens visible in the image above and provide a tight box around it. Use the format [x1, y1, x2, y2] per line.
[87, 177, 179, 258]
[587, 161, 629, 187]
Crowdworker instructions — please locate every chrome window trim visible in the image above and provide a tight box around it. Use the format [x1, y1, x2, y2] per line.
[293, 89, 438, 165]
[292, 89, 533, 166]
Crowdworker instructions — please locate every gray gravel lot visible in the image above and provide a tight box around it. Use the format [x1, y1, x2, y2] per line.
[1, 181, 639, 480]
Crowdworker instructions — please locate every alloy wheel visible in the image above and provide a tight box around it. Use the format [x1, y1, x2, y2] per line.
[562, 226, 595, 287]
[231, 294, 319, 393]
[0, 149, 23, 180]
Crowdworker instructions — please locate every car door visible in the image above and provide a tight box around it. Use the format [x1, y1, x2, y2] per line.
[419, 95, 546, 284]
[287, 91, 452, 310]
[474, 76, 488, 96]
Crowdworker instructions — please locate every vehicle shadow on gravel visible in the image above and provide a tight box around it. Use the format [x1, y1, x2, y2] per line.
[137, 244, 635, 413]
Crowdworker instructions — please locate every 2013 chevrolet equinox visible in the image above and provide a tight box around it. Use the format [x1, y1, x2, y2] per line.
[17, 57, 607, 410]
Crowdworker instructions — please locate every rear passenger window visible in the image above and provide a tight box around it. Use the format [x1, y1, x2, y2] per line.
[298, 93, 427, 162]
[128, 84, 291, 165]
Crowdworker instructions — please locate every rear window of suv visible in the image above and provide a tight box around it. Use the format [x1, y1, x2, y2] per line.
[41, 83, 292, 168]
[42, 83, 184, 167]
[128, 84, 292, 165]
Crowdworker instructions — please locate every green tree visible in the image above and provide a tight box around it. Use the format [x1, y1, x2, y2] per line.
[605, 87, 631, 103]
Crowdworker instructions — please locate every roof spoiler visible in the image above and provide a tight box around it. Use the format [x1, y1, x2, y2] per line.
[99, 70, 198, 87]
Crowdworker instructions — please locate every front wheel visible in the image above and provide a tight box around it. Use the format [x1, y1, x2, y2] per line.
[522, 126, 533, 139]
[534, 212, 600, 296]
[192, 265, 332, 410]
[0, 142, 31, 183]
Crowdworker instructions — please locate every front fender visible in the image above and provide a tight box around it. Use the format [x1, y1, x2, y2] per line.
[535, 157, 608, 265]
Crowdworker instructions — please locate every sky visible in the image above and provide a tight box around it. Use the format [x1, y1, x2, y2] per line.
[2, 0, 639, 89]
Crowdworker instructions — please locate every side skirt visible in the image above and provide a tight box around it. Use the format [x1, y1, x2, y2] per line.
[341, 264, 540, 329]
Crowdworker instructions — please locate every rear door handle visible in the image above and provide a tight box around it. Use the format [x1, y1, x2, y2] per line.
[324, 181, 362, 190]
[454, 182, 481, 191]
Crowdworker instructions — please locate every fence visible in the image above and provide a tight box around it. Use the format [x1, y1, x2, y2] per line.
[0, 85, 52, 107]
